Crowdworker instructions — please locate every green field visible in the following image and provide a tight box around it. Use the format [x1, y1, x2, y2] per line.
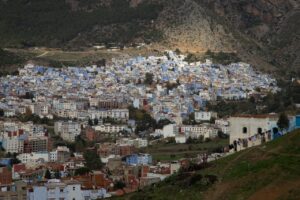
[140, 138, 229, 162]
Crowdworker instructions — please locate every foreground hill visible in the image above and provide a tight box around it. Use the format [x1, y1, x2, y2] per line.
[117, 129, 300, 200]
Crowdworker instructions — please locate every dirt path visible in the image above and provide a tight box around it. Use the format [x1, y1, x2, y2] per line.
[36, 51, 49, 57]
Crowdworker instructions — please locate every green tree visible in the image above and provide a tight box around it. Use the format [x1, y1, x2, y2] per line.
[144, 72, 154, 85]
[83, 150, 103, 170]
[54, 170, 61, 179]
[114, 180, 126, 190]
[44, 169, 51, 179]
[74, 167, 90, 176]
[88, 118, 93, 126]
[175, 48, 181, 55]
[277, 113, 289, 130]
[94, 118, 99, 125]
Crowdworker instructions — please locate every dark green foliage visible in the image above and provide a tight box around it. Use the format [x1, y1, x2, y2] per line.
[83, 149, 103, 170]
[186, 136, 204, 144]
[17, 114, 54, 126]
[204, 50, 241, 65]
[184, 53, 200, 63]
[44, 169, 51, 179]
[94, 118, 99, 125]
[0, 49, 24, 71]
[0, 0, 163, 47]
[156, 118, 171, 129]
[218, 131, 229, 139]
[184, 51, 241, 65]
[114, 180, 126, 190]
[182, 113, 197, 125]
[166, 81, 179, 91]
[277, 112, 289, 130]
[207, 100, 257, 118]
[102, 117, 123, 125]
[128, 106, 156, 134]
[74, 167, 91, 176]
[144, 72, 154, 85]
[54, 170, 61, 179]
[88, 118, 93, 126]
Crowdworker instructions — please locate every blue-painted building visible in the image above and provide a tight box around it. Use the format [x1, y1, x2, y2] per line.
[296, 115, 300, 129]
[0, 158, 12, 167]
[125, 154, 152, 166]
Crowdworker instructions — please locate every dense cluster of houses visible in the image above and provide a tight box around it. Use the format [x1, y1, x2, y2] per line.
[0, 51, 277, 123]
[0, 51, 292, 199]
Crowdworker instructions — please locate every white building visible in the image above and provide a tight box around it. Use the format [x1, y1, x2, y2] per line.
[88, 109, 129, 120]
[180, 125, 218, 139]
[50, 146, 70, 162]
[195, 111, 217, 122]
[175, 135, 186, 143]
[162, 124, 177, 138]
[54, 121, 81, 142]
[229, 114, 279, 150]
[93, 124, 126, 133]
[2, 138, 24, 153]
[28, 179, 109, 200]
[17, 152, 49, 165]
[116, 138, 148, 148]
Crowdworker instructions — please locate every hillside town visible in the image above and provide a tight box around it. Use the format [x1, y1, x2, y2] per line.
[0, 51, 299, 199]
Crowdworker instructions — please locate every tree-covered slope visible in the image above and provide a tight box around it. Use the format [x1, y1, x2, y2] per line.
[0, 0, 162, 47]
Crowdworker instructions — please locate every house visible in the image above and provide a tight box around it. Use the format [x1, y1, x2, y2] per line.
[17, 152, 49, 166]
[3, 109, 16, 117]
[23, 136, 48, 153]
[0, 167, 12, 185]
[162, 124, 177, 138]
[0, 181, 27, 200]
[229, 114, 279, 151]
[2, 137, 24, 153]
[195, 111, 217, 122]
[180, 125, 218, 139]
[28, 179, 109, 200]
[93, 124, 126, 133]
[54, 121, 81, 142]
[175, 135, 186, 144]
[125, 154, 152, 166]
[12, 164, 26, 180]
[49, 146, 70, 163]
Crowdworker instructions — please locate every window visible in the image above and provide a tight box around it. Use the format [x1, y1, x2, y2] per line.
[243, 127, 247, 134]
[257, 128, 262, 134]
[73, 186, 76, 191]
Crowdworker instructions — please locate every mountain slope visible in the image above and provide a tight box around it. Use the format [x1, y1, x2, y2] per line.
[0, 0, 298, 75]
[117, 129, 300, 200]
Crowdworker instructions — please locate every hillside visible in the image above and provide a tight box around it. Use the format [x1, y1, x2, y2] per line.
[117, 129, 300, 200]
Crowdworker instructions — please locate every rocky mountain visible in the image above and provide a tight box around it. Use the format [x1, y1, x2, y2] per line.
[151, 0, 299, 74]
[0, 0, 298, 75]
